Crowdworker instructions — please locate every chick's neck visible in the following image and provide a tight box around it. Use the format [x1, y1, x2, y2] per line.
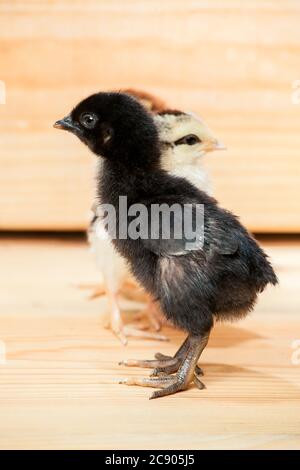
[99, 158, 162, 207]
[98, 112, 165, 206]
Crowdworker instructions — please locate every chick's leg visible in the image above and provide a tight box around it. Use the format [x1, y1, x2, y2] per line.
[78, 280, 165, 333]
[108, 290, 128, 345]
[78, 281, 145, 307]
[120, 336, 203, 376]
[77, 283, 106, 299]
[108, 290, 168, 345]
[131, 300, 164, 332]
[119, 331, 210, 398]
[150, 334, 210, 399]
[118, 294, 169, 337]
[119, 336, 190, 369]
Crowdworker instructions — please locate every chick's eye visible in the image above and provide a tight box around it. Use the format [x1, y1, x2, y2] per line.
[80, 112, 98, 129]
[175, 134, 201, 146]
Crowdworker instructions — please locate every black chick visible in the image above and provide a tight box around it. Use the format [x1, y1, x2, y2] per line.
[54, 92, 278, 399]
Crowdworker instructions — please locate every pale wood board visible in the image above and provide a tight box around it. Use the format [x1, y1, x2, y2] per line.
[0, 1, 300, 231]
[0, 235, 299, 449]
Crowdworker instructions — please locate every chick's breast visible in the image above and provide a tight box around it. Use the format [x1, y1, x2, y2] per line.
[88, 218, 128, 293]
[171, 164, 212, 195]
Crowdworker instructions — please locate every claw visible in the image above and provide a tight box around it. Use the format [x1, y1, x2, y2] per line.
[193, 374, 206, 390]
[118, 332, 211, 398]
[195, 365, 204, 377]
[118, 378, 130, 385]
[114, 329, 128, 346]
[119, 357, 177, 368]
[149, 380, 186, 399]
[154, 352, 172, 361]
[119, 375, 176, 388]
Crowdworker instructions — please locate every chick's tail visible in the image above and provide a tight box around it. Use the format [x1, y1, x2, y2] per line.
[257, 259, 278, 292]
[247, 237, 279, 292]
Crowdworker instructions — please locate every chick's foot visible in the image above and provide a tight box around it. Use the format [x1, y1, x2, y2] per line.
[131, 301, 165, 332]
[154, 352, 204, 377]
[109, 292, 168, 345]
[119, 375, 177, 388]
[118, 326, 169, 344]
[119, 335, 190, 371]
[152, 336, 204, 377]
[119, 333, 209, 398]
[77, 283, 106, 300]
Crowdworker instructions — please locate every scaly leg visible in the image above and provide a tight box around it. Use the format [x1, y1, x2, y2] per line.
[78, 280, 168, 338]
[77, 283, 106, 299]
[120, 336, 203, 376]
[119, 335, 190, 368]
[154, 345, 204, 377]
[150, 334, 209, 399]
[77, 281, 145, 308]
[120, 279, 147, 303]
[130, 300, 164, 332]
[108, 290, 168, 345]
[119, 331, 210, 398]
[77, 275, 142, 301]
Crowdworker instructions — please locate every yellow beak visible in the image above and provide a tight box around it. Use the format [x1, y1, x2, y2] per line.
[213, 140, 226, 151]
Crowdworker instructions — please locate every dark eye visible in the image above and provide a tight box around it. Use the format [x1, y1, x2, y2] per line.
[79, 112, 98, 129]
[174, 134, 201, 146]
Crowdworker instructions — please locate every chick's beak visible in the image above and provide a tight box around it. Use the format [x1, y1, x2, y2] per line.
[54, 115, 70, 130]
[213, 140, 226, 151]
[201, 140, 226, 154]
[53, 115, 83, 138]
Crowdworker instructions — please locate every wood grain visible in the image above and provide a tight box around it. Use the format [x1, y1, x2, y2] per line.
[0, 235, 299, 449]
[0, 1, 300, 231]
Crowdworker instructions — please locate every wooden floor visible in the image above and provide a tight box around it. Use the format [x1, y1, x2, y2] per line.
[0, 235, 299, 450]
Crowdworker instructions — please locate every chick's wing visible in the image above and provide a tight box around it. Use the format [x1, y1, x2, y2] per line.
[130, 196, 239, 259]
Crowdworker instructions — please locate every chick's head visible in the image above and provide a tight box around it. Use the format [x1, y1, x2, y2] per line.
[154, 110, 225, 172]
[54, 92, 160, 167]
[122, 88, 166, 113]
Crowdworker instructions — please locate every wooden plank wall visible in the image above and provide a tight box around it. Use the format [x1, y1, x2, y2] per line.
[0, 0, 299, 231]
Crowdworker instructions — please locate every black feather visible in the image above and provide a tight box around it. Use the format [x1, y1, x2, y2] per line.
[58, 92, 278, 336]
